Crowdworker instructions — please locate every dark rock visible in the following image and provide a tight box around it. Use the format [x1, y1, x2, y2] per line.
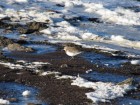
[0, 36, 14, 47]
[60, 64, 68, 68]
[88, 18, 101, 23]
[27, 103, 42, 105]
[0, 52, 5, 59]
[16, 40, 28, 44]
[7, 98, 18, 102]
[3, 29, 13, 33]
[18, 27, 35, 34]
[56, 4, 64, 7]
[0, 19, 22, 29]
[18, 22, 48, 34]
[117, 78, 138, 86]
[7, 43, 34, 52]
[0, 17, 11, 21]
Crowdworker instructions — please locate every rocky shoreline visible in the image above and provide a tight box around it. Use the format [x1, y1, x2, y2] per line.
[0, 35, 140, 104]
[0, 7, 139, 105]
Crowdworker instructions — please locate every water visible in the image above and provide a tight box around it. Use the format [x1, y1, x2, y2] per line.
[0, 33, 48, 42]
[24, 44, 57, 54]
[0, 82, 47, 105]
[81, 52, 128, 67]
[119, 98, 140, 105]
[82, 71, 129, 83]
[0, 0, 140, 104]
[2, 43, 57, 59]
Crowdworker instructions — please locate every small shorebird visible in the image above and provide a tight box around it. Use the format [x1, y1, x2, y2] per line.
[63, 46, 82, 59]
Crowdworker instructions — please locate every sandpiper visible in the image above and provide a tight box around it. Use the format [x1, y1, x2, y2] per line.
[63, 46, 82, 59]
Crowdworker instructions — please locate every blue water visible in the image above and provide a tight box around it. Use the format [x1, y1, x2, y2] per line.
[0, 82, 47, 105]
[81, 52, 128, 67]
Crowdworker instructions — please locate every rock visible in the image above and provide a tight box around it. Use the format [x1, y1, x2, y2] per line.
[0, 19, 22, 29]
[18, 22, 48, 34]
[16, 40, 28, 44]
[117, 78, 138, 86]
[0, 51, 13, 62]
[88, 18, 101, 23]
[7, 43, 34, 52]
[56, 4, 64, 7]
[0, 36, 14, 47]
[7, 98, 18, 102]
[27, 22, 47, 30]
[0, 17, 11, 21]
[27, 103, 42, 105]
[60, 64, 68, 68]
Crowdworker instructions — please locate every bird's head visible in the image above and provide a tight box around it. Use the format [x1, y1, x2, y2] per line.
[63, 46, 67, 51]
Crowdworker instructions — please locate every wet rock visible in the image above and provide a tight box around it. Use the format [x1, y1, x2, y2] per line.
[64, 16, 83, 25]
[88, 18, 101, 23]
[117, 78, 138, 86]
[19, 34, 30, 40]
[18, 22, 48, 34]
[0, 52, 6, 59]
[0, 19, 22, 29]
[0, 51, 13, 62]
[3, 29, 13, 33]
[7, 98, 18, 102]
[0, 17, 11, 21]
[56, 4, 64, 7]
[0, 36, 14, 47]
[131, 91, 140, 100]
[27, 103, 42, 105]
[60, 64, 68, 68]
[7, 43, 34, 52]
[16, 40, 28, 44]
[113, 51, 126, 57]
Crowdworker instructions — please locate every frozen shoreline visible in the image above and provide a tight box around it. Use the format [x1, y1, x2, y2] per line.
[0, 0, 140, 57]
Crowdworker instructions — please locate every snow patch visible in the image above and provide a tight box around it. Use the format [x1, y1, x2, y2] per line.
[111, 35, 125, 42]
[0, 62, 24, 69]
[72, 77, 135, 103]
[40, 71, 60, 76]
[130, 60, 140, 65]
[15, 0, 28, 3]
[0, 99, 10, 105]
[56, 75, 76, 79]
[0, 61, 50, 70]
[22, 90, 31, 97]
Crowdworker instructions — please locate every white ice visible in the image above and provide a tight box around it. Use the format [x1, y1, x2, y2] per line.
[72, 76, 136, 103]
[0, 99, 10, 105]
[0, 0, 140, 57]
[22, 90, 31, 97]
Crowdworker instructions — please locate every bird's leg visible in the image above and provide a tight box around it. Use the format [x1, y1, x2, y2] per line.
[69, 56, 74, 61]
[72, 56, 74, 59]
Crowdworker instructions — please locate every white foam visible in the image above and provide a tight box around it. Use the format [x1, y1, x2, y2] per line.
[0, 62, 24, 69]
[81, 33, 103, 41]
[22, 90, 31, 97]
[15, 0, 28, 3]
[0, 61, 50, 70]
[32, 62, 50, 65]
[0, 99, 10, 105]
[0, 0, 140, 57]
[65, 2, 75, 8]
[56, 75, 76, 79]
[72, 77, 135, 103]
[40, 71, 60, 76]
[130, 60, 140, 65]
[86, 69, 92, 73]
[84, 3, 140, 25]
[111, 35, 125, 42]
